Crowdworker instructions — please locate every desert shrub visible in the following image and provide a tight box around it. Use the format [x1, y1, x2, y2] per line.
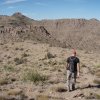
[15, 47, 24, 51]
[94, 94, 100, 99]
[81, 64, 87, 68]
[36, 95, 49, 100]
[14, 57, 27, 65]
[15, 47, 19, 50]
[61, 41, 67, 48]
[96, 64, 100, 68]
[0, 96, 6, 100]
[58, 60, 66, 65]
[7, 56, 11, 59]
[45, 52, 56, 59]
[0, 60, 2, 62]
[3, 65, 15, 72]
[86, 93, 100, 99]
[48, 60, 57, 66]
[95, 71, 100, 78]
[43, 60, 59, 68]
[23, 70, 48, 83]
[0, 78, 9, 85]
[20, 48, 24, 51]
[0, 43, 4, 45]
[93, 79, 100, 84]
[21, 53, 29, 58]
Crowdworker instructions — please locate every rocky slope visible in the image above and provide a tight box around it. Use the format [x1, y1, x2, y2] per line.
[0, 12, 100, 52]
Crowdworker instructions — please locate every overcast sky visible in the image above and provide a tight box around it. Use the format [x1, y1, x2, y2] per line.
[0, 0, 100, 20]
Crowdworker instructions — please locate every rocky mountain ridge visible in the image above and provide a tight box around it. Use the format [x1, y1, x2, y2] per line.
[0, 12, 100, 52]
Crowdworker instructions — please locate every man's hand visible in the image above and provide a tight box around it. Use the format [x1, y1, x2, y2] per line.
[77, 63, 80, 78]
[66, 63, 69, 70]
[77, 72, 80, 78]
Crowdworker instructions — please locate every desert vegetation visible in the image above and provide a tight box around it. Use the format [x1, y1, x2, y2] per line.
[0, 41, 99, 100]
[23, 70, 48, 83]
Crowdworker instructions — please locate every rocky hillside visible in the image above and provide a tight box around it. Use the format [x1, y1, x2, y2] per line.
[40, 19, 100, 51]
[0, 12, 100, 52]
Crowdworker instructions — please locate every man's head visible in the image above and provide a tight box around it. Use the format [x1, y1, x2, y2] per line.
[72, 49, 76, 56]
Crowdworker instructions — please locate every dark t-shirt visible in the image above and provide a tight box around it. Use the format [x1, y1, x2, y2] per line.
[67, 56, 80, 72]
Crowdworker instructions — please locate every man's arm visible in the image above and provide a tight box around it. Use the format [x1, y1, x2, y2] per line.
[66, 57, 69, 70]
[77, 62, 80, 77]
[66, 62, 69, 70]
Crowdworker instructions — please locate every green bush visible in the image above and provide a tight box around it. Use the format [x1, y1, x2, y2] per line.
[3, 65, 15, 72]
[23, 70, 48, 83]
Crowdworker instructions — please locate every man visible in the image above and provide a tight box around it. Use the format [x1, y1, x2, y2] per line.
[66, 49, 80, 92]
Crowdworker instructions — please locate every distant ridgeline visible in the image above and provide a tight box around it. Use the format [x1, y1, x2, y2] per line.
[0, 12, 100, 52]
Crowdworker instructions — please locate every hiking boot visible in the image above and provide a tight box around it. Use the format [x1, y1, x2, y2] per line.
[72, 84, 75, 91]
[67, 87, 71, 92]
[68, 90, 71, 92]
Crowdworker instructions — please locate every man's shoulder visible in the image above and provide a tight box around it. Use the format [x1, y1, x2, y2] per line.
[67, 56, 78, 59]
[66, 56, 71, 62]
[67, 56, 80, 60]
[75, 56, 79, 59]
[67, 56, 71, 60]
[70, 56, 80, 61]
[75, 57, 80, 62]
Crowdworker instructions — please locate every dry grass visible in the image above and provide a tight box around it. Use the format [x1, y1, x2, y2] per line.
[3, 65, 15, 72]
[14, 57, 27, 65]
[93, 79, 100, 84]
[86, 93, 100, 99]
[81, 64, 87, 68]
[94, 94, 100, 99]
[45, 52, 56, 59]
[36, 95, 66, 100]
[7, 88, 22, 95]
[0, 96, 7, 100]
[0, 78, 9, 85]
[95, 71, 100, 78]
[36, 95, 49, 100]
[96, 64, 100, 68]
[96, 73, 100, 78]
